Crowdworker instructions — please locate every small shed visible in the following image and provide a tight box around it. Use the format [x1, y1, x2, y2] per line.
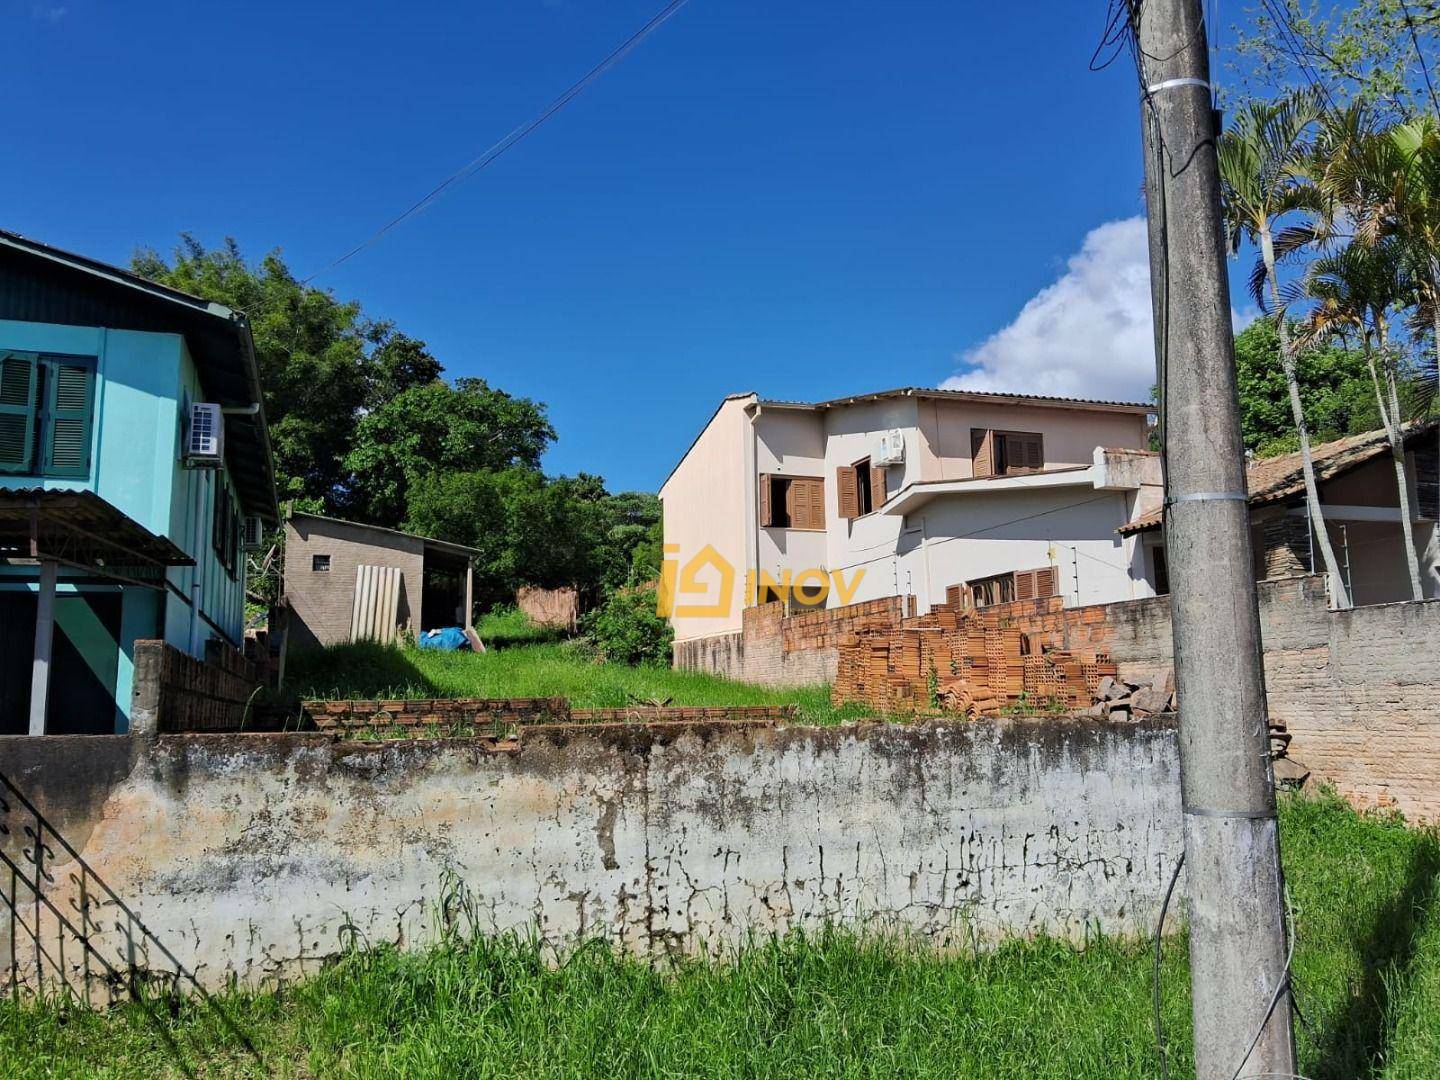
[283, 512, 478, 651]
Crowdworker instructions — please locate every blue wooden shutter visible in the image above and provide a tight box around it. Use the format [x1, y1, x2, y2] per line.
[0, 353, 38, 473]
[41, 358, 95, 477]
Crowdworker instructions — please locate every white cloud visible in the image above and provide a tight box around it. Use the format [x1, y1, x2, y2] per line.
[943, 217, 1157, 402]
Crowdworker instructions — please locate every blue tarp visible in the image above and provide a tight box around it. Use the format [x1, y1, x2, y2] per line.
[418, 627, 470, 651]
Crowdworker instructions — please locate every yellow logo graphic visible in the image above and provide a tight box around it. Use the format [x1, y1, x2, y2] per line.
[659, 545, 865, 618]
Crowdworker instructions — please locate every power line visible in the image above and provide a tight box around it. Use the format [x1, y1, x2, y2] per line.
[301, 0, 694, 284]
[1399, 0, 1440, 116]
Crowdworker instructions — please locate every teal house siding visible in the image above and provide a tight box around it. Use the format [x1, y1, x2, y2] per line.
[0, 231, 278, 735]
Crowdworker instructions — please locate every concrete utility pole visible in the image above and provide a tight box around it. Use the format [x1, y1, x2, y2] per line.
[1130, 1, 1298, 1078]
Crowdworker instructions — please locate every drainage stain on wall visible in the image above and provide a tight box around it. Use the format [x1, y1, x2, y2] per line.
[0, 718, 1182, 995]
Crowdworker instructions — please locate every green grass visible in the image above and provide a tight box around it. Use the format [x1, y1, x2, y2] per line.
[472, 605, 569, 649]
[287, 639, 876, 725]
[1, 793, 1435, 1078]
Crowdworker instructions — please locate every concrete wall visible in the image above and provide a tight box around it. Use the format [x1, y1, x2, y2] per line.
[904, 486, 1145, 611]
[284, 515, 425, 650]
[0, 716, 1182, 994]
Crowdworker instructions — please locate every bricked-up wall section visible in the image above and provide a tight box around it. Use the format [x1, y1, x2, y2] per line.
[672, 597, 906, 686]
[131, 639, 263, 735]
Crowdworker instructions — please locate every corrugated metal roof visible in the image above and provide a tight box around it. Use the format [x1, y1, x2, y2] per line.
[287, 510, 481, 559]
[758, 386, 1153, 413]
[0, 488, 194, 570]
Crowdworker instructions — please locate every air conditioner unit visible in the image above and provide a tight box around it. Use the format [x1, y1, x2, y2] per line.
[185, 402, 223, 466]
[873, 429, 906, 466]
[241, 515, 265, 551]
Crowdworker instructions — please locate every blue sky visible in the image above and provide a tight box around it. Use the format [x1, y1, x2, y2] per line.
[6, 0, 1201, 492]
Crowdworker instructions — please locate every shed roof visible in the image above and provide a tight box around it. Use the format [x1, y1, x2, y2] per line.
[0, 230, 279, 524]
[1118, 420, 1439, 535]
[287, 510, 480, 560]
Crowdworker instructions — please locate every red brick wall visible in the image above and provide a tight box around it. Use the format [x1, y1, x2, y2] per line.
[132, 639, 263, 734]
[830, 577, 1440, 822]
[833, 597, 1120, 713]
[303, 697, 797, 734]
[672, 597, 907, 686]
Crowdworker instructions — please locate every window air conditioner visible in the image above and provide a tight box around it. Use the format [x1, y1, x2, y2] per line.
[185, 402, 223, 466]
[873, 429, 906, 466]
[241, 515, 265, 551]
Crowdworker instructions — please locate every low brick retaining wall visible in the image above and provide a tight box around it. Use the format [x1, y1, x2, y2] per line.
[304, 697, 798, 733]
[131, 639, 263, 734]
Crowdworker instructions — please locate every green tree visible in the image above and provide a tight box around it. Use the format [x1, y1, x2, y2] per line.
[1228, 0, 1440, 122]
[131, 237, 442, 508]
[581, 585, 673, 666]
[405, 469, 628, 610]
[1304, 238, 1427, 598]
[594, 490, 662, 592]
[1233, 319, 1379, 456]
[343, 378, 554, 526]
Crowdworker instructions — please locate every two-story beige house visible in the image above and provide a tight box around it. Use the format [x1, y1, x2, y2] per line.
[660, 387, 1162, 645]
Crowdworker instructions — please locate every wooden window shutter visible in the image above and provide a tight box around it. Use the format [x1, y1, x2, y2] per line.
[836, 464, 859, 519]
[945, 583, 963, 608]
[971, 428, 994, 478]
[1022, 434, 1043, 471]
[801, 477, 824, 530]
[1014, 570, 1035, 601]
[869, 462, 887, 509]
[1034, 565, 1056, 597]
[42, 358, 95, 478]
[213, 483, 229, 562]
[0, 353, 38, 474]
[758, 473, 773, 527]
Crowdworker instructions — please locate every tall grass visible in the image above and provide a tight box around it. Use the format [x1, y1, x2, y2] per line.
[286, 639, 875, 725]
[2, 794, 1436, 1078]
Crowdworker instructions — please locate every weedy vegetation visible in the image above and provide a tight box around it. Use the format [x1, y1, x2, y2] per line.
[0, 794, 1436, 1078]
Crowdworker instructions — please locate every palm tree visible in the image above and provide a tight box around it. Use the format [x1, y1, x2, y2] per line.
[1384, 120, 1440, 461]
[1218, 92, 1353, 607]
[1303, 239, 1427, 599]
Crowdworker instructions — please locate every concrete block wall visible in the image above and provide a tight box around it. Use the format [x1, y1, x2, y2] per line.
[1104, 577, 1440, 822]
[0, 718, 1182, 994]
[284, 518, 425, 650]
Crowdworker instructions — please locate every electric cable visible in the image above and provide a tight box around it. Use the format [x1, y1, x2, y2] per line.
[302, 0, 694, 283]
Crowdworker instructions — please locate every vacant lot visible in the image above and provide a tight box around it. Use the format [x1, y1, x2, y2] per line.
[287, 625, 873, 725]
[2, 794, 1436, 1079]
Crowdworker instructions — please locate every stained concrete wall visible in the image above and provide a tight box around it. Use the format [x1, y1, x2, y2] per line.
[0, 717, 1181, 994]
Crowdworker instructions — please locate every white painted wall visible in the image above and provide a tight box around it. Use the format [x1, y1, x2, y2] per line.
[660, 395, 754, 641]
[900, 487, 1150, 611]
